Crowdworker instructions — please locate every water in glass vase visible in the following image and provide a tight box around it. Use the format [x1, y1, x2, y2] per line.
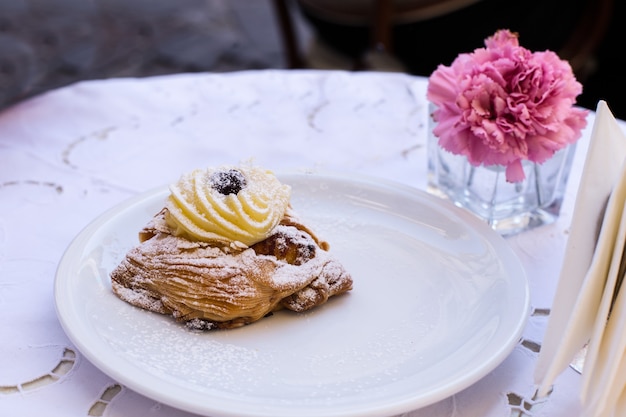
[427, 131, 576, 236]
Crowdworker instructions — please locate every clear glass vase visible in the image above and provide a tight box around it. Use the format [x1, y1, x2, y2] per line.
[427, 116, 577, 236]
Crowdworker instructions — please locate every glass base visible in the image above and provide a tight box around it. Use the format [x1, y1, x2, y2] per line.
[427, 125, 576, 236]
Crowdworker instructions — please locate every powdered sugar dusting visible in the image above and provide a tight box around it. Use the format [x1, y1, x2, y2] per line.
[110, 206, 352, 329]
[103, 310, 269, 394]
[112, 282, 166, 313]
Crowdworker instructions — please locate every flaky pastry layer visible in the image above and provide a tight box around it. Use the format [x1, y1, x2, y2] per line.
[110, 209, 352, 330]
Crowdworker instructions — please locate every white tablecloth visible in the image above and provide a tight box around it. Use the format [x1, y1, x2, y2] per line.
[0, 69, 601, 416]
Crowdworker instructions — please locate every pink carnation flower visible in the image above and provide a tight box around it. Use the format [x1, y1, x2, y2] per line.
[427, 29, 588, 182]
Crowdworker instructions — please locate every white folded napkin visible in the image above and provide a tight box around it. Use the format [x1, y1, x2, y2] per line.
[534, 101, 626, 416]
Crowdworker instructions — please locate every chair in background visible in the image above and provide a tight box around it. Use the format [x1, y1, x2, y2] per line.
[273, 0, 613, 83]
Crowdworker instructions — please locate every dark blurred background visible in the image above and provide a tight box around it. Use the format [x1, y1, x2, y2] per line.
[0, 0, 624, 119]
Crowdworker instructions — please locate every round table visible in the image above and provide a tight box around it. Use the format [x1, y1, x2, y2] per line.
[0, 69, 592, 416]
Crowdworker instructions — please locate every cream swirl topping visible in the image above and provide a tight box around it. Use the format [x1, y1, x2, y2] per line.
[164, 165, 291, 247]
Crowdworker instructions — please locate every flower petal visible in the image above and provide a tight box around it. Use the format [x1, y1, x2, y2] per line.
[505, 160, 526, 182]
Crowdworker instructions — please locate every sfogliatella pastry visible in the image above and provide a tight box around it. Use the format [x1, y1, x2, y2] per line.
[110, 165, 353, 330]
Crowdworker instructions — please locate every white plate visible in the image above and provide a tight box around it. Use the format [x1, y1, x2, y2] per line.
[55, 172, 530, 417]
